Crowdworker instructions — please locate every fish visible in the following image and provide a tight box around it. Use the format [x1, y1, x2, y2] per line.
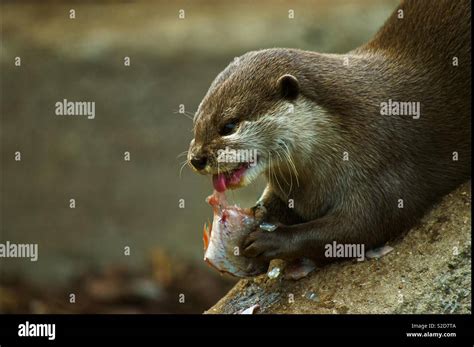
[203, 191, 270, 277]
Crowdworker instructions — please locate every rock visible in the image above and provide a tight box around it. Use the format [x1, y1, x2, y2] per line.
[205, 182, 471, 314]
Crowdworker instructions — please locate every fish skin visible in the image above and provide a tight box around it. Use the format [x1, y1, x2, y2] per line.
[203, 191, 269, 277]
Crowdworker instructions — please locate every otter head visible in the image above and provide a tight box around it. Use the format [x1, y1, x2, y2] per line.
[188, 49, 318, 192]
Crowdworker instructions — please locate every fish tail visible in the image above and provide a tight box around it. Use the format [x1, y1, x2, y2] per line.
[203, 222, 211, 251]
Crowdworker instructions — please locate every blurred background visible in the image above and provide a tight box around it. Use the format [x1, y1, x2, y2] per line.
[0, 0, 397, 313]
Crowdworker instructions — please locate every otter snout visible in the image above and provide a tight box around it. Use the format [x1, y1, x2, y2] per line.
[188, 139, 209, 173]
[190, 155, 207, 171]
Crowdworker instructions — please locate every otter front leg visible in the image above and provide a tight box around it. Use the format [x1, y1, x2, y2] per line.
[242, 214, 381, 262]
[253, 185, 304, 226]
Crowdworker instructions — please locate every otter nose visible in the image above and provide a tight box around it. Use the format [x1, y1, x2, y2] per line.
[190, 155, 207, 171]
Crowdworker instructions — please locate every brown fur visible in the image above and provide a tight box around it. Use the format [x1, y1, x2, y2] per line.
[189, 0, 471, 262]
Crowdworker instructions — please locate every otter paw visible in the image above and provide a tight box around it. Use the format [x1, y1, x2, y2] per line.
[242, 228, 291, 261]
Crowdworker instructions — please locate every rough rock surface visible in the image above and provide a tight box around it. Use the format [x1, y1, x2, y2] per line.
[205, 182, 471, 314]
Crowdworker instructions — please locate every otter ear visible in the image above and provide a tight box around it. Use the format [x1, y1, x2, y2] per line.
[277, 74, 299, 100]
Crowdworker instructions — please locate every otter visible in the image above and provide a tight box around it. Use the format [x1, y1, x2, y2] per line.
[188, 0, 471, 264]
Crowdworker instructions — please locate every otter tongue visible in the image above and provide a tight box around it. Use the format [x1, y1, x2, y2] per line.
[212, 166, 247, 192]
[212, 174, 227, 192]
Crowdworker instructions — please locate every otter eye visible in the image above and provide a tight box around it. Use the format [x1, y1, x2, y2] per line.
[219, 121, 238, 136]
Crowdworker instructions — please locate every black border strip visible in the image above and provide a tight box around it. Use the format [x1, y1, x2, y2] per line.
[0, 314, 472, 343]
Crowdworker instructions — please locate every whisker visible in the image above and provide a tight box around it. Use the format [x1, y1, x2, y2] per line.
[273, 163, 285, 197]
[273, 149, 291, 197]
[269, 152, 285, 196]
[172, 110, 193, 121]
[266, 152, 273, 189]
[287, 156, 299, 189]
[281, 141, 300, 187]
[179, 160, 189, 179]
[177, 150, 189, 159]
